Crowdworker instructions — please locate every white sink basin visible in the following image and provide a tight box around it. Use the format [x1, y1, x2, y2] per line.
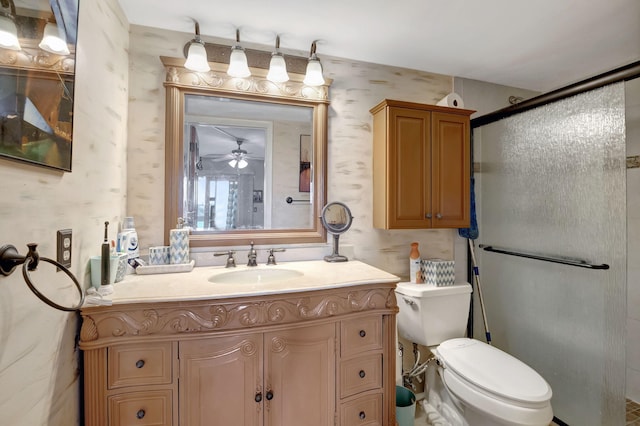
[209, 268, 303, 285]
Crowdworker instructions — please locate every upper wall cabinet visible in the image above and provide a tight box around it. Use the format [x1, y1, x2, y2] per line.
[370, 100, 474, 229]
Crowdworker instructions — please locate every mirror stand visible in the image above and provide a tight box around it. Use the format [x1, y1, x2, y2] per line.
[321, 202, 353, 263]
[325, 234, 348, 262]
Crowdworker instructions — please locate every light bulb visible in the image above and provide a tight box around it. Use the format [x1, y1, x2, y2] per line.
[227, 45, 250, 78]
[0, 15, 20, 51]
[39, 22, 69, 55]
[267, 52, 289, 83]
[184, 41, 210, 72]
[304, 56, 325, 86]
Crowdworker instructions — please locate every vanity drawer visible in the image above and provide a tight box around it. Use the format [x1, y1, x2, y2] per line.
[341, 316, 382, 358]
[108, 342, 173, 389]
[340, 392, 383, 426]
[108, 389, 172, 426]
[340, 353, 382, 398]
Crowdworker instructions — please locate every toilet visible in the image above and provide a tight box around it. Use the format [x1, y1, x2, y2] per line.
[395, 282, 553, 426]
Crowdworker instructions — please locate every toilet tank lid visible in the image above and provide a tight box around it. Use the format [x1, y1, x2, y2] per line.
[437, 338, 552, 404]
[395, 282, 472, 297]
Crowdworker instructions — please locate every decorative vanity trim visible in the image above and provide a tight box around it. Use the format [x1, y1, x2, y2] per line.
[79, 283, 398, 348]
[160, 56, 330, 103]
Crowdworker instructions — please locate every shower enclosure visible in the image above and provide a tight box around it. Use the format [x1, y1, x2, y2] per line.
[473, 83, 627, 425]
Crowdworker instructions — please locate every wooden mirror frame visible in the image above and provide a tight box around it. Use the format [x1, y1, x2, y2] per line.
[162, 56, 330, 247]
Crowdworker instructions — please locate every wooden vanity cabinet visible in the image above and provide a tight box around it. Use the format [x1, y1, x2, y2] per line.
[79, 282, 398, 426]
[179, 324, 335, 426]
[370, 99, 474, 229]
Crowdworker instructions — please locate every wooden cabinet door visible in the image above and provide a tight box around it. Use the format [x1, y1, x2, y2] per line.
[431, 111, 470, 228]
[179, 334, 263, 426]
[387, 107, 431, 228]
[264, 323, 336, 426]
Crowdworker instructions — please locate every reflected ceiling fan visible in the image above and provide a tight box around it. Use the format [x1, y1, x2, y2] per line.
[201, 126, 260, 169]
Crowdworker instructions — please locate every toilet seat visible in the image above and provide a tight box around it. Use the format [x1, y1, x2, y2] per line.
[436, 338, 552, 406]
[434, 338, 553, 425]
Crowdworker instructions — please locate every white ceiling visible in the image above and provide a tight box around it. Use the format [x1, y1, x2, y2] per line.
[118, 0, 640, 92]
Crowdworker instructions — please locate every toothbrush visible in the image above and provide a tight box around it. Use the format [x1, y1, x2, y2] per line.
[101, 221, 110, 286]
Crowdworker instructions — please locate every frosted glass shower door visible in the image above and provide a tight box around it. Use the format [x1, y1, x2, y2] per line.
[475, 83, 626, 425]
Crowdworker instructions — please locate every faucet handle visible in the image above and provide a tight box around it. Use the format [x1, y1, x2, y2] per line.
[214, 250, 236, 268]
[267, 248, 285, 265]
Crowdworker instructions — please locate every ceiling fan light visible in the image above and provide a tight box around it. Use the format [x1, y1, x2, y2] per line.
[304, 54, 325, 86]
[228, 45, 250, 78]
[39, 22, 70, 55]
[267, 52, 289, 83]
[228, 158, 248, 169]
[184, 40, 210, 72]
[0, 15, 20, 50]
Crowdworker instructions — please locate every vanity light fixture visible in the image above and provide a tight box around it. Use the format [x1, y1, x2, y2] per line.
[39, 21, 70, 55]
[0, 0, 20, 51]
[266, 35, 289, 83]
[303, 41, 325, 86]
[184, 20, 210, 72]
[227, 29, 250, 78]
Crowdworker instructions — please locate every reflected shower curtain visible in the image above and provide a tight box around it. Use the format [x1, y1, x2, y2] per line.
[474, 83, 626, 425]
[226, 180, 238, 229]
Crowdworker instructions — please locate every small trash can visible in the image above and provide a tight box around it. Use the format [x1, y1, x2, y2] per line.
[395, 385, 416, 426]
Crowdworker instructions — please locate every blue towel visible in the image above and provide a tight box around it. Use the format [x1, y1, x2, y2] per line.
[458, 176, 478, 240]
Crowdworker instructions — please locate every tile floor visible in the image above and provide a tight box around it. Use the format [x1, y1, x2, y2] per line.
[628, 399, 640, 426]
[410, 398, 640, 425]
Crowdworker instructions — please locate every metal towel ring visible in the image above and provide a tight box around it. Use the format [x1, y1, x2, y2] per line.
[1, 243, 84, 312]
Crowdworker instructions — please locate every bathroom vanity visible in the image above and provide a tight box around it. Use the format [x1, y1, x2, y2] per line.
[79, 260, 399, 426]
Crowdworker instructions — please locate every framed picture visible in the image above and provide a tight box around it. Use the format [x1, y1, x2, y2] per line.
[299, 134, 311, 192]
[0, 0, 79, 172]
[253, 190, 263, 203]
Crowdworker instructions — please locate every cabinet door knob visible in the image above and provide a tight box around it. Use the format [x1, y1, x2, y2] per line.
[359, 369, 366, 378]
[266, 390, 274, 400]
[359, 330, 366, 338]
[255, 392, 262, 403]
[136, 409, 145, 419]
[425, 213, 432, 219]
[135, 360, 145, 369]
[436, 213, 442, 219]
[359, 411, 366, 420]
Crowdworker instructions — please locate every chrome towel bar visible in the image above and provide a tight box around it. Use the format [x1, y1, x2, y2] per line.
[479, 244, 609, 270]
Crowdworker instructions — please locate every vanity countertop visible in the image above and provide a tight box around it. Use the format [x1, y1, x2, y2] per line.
[85, 260, 399, 306]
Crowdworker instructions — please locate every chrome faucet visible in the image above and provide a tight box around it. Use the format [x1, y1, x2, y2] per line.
[267, 248, 285, 265]
[214, 250, 236, 268]
[247, 241, 258, 267]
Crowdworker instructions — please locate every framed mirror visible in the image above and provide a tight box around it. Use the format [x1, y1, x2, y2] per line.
[0, 0, 78, 172]
[162, 57, 330, 247]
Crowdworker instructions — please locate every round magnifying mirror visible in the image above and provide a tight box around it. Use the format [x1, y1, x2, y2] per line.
[320, 202, 353, 262]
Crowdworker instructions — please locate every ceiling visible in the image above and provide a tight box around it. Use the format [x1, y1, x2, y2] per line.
[117, 0, 640, 93]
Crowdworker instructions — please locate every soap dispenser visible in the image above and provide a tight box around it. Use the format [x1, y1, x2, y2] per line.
[169, 218, 190, 264]
[409, 242, 422, 283]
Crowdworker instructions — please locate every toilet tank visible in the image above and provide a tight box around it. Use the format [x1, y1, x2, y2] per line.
[395, 282, 472, 347]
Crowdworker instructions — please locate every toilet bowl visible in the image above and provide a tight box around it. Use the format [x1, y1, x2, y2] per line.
[395, 282, 553, 426]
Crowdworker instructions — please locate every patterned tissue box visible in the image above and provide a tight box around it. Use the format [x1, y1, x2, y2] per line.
[421, 259, 455, 286]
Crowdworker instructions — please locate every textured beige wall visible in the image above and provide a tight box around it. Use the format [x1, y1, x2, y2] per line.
[0, 0, 129, 424]
[126, 25, 456, 279]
